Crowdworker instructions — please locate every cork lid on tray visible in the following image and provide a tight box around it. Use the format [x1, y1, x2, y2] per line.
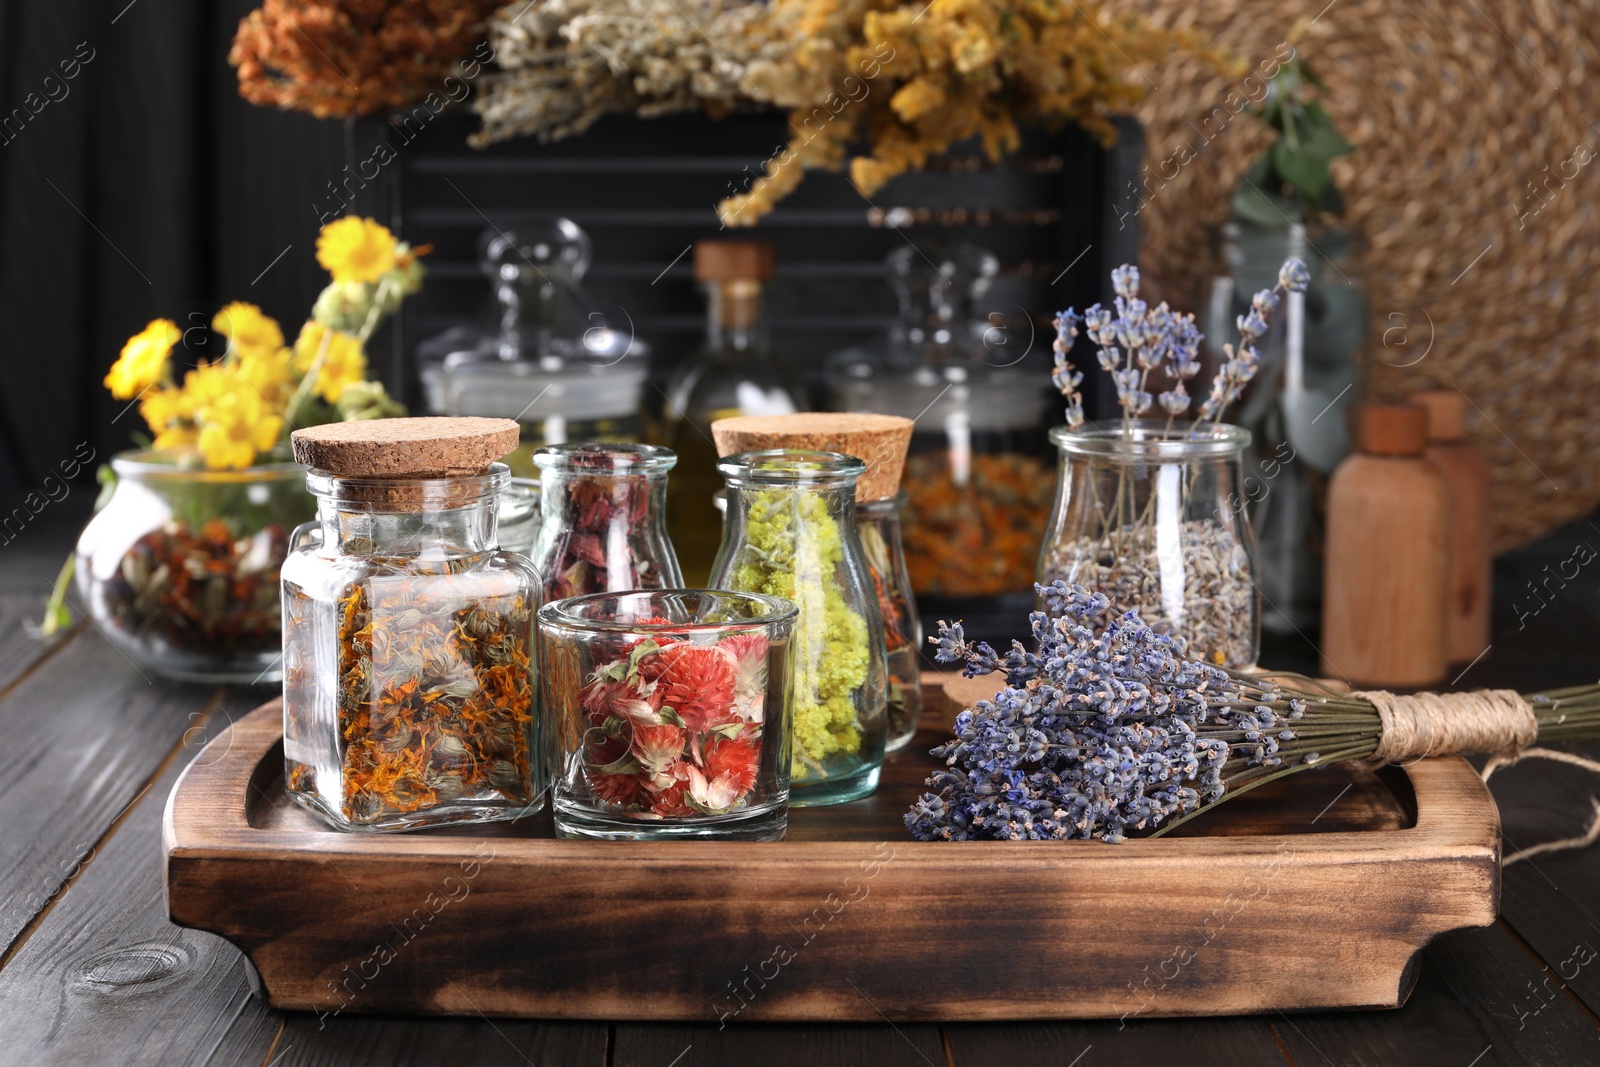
[710, 413, 913, 501]
[291, 417, 520, 478]
[1409, 389, 1467, 442]
[1355, 404, 1428, 457]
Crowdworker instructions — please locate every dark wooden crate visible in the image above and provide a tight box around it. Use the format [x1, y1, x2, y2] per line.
[163, 677, 1499, 1022]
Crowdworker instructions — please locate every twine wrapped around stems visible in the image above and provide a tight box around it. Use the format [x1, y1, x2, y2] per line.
[1356, 689, 1538, 765]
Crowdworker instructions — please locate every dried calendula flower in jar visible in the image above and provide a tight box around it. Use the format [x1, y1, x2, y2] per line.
[281, 416, 544, 831]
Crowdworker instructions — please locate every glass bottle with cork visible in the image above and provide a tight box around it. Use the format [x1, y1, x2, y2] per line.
[662, 240, 806, 584]
[709, 413, 911, 805]
[280, 417, 543, 832]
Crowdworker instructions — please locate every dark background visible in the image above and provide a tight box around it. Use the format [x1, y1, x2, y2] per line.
[0, 0, 343, 493]
[0, 0, 1139, 496]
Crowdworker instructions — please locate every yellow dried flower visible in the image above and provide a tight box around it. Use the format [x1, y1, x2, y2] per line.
[213, 302, 285, 357]
[316, 217, 399, 284]
[293, 321, 367, 403]
[139, 387, 187, 433]
[196, 389, 284, 471]
[104, 319, 179, 400]
[236, 345, 296, 408]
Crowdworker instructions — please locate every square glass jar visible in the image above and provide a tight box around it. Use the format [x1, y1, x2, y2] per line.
[281, 463, 544, 831]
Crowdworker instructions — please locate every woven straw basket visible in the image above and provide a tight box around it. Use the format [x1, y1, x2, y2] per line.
[1105, 0, 1599, 551]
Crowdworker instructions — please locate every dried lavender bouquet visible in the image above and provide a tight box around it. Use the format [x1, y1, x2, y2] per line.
[906, 581, 1600, 843]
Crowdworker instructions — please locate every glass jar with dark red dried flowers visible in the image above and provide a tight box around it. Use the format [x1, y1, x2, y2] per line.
[280, 417, 542, 832]
[539, 589, 796, 840]
[530, 443, 682, 601]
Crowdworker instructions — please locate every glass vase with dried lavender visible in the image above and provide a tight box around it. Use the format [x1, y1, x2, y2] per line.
[281, 418, 541, 832]
[909, 581, 1600, 843]
[540, 590, 797, 840]
[1037, 260, 1310, 668]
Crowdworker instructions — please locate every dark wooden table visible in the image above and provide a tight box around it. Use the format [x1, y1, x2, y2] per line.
[3, 507, 1598, 1066]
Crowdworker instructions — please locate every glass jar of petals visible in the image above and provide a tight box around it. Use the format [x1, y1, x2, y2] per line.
[539, 590, 797, 840]
[280, 417, 543, 832]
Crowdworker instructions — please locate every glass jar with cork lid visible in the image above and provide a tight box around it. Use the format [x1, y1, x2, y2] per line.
[280, 417, 543, 832]
[708, 413, 911, 805]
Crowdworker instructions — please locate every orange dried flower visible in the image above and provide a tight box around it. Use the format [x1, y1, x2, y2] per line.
[230, 0, 500, 119]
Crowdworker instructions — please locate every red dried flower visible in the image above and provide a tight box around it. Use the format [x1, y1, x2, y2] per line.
[630, 721, 685, 778]
[702, 737, 760, 796]
[587, 767, 649, 809]
[641, 643, 737, 732]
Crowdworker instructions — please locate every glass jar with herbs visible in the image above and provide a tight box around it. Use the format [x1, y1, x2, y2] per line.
[280, 417, 542, 832]
[715, 487, 922, 752]
[539, 589, 797, 840]
[529, 443, 682, 603]
[708, 448, 889, 806]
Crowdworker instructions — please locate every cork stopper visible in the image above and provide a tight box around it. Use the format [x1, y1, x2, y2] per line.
[695, 241, 773, 282]
[1356, 404, 1428, 457]
[291, 417, 520, 477]
[1409, 389, 1467, 442]
[711, 413, 913, 501]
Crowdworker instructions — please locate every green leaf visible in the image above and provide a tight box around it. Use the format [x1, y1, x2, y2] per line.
[593, 753, 642, 776]
[1272, 138, 1330, 205]
[659, 706, 685, 727]
[94, 463, 118, 512]
[1232, 178, 1303, 227]
[1299, 104, 1354, 159]
[627, 639, 661, 673]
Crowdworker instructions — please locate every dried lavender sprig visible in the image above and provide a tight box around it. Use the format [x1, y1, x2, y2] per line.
[910, 582, 1600, 843]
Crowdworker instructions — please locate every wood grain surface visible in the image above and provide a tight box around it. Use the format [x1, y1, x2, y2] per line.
[3, 512, 1599, 1064]
[164, 680, 1501, 1022]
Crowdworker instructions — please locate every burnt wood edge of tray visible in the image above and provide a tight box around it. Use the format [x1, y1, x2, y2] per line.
[160, 690, 1502, 1021]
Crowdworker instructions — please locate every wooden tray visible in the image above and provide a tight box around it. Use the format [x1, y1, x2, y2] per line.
[163, 678, 1500, 1022]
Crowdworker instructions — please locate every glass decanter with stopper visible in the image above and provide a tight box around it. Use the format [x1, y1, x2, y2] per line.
[826, 243, 1055, 620]
[426, 218, 649, 475]
[662, 240, 806, 584]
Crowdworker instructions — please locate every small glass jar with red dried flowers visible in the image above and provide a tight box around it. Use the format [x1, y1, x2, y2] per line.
[280, 417, 543, 832]
[530, 442, 682, 602]
[538, 589, 797, 840]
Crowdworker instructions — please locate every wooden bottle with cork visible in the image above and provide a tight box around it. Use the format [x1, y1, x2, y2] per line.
[1410, 389, 1492, 665]
[1321, 403, 1450, 687]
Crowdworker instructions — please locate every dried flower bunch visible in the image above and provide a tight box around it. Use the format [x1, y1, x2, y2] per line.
[1051, 258, 1311, 434]
[575, 624, 769, 816]
[473, 0, 1185, 224]
[103, 217, 420, 471]
[908, 582, 1600, 842]
[230, 0, 499, 118]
